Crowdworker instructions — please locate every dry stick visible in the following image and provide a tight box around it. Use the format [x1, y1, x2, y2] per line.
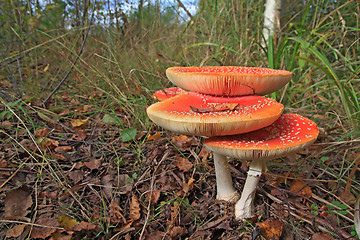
[175, 0, 193, 19]
[41, 13, 93, 107]
[0, 219, 64, 230]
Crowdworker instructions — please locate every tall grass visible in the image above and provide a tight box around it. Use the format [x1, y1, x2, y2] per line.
[1, 0, 359, 132]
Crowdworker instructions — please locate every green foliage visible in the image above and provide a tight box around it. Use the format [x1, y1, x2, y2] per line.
[310, 203, 319, 216]
[121, 128, 137, 142]
[39, 0, 67, 30]
[327, 201, 349, 215]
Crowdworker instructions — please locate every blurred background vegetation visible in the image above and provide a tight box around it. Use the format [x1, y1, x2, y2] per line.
[0, 0, 359, 134]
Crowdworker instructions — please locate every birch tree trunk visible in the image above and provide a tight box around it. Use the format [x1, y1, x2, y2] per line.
[262, 0, 282, 48]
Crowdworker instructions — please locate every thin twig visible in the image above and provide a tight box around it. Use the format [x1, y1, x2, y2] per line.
[0, 219, 64, 230]
[17, 58, 23, 97]
[175, 0, 193, 19]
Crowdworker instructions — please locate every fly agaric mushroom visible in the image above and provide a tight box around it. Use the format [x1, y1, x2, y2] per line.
[166, 66, 292, 97]
[147, 92, 284, 137]
[147, 91, 284, 202]
[204, 113, 319, 219]
[152, 87, 187, 101]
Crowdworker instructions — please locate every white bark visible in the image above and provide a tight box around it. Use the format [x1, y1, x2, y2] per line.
[235, 158, 266, 219]
[262, 0, 282, 47]
[213, 153, 240, 202]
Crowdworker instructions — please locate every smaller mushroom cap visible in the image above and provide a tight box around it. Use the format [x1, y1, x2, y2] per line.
[166, 66, 292, 97]
[147, 92, 284, 137]
[204, 114, 319, 160]
[152, 87, 187, 101]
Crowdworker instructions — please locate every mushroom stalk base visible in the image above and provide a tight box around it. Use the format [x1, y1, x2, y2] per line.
[235, 159, 266, 219]
[213, 153, 240, 203]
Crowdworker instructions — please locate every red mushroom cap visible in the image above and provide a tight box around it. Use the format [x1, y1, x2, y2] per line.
[152, 87, 187, 101]
[166, 66, 292, 97]
[146, 92, 284, 137]
[204, 114, 319, 160]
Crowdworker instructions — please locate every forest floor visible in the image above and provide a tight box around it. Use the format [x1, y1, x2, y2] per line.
[0, 88, 359, 240]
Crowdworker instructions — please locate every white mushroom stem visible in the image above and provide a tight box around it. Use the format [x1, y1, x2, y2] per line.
[235, 158, 267, 219]
[213, 152, 240, 202]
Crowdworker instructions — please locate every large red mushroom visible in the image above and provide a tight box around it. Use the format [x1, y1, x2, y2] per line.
[166, 66, 292, 97]
[147, 92, 284, 202]
[147, 92, 284, 137]
[204, 114, 319, 219]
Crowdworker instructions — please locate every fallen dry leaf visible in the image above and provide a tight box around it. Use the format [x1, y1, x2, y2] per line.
[110, 200, 126, 224]
[172, 135, 188, 142]
[339, 189, 356, 204]
[4, 187, 33, 218]
[55, 145, 73, 153]
[31, 217, 59, 239]
[146, 230, 165, 240]
[1, 120, 13, 127]
[171, 135, 193, 150]
[57, 215, 78, 229]
[50, 231, 72, 240]
[51, 152, 66, 160]
[0, 159, 7, 168]
[182, 178, 195, 195]
[117, 174, 133, 194]
[190, 103, 240, 113]
[68, 170, 84, 184]
[147, 132, 161, 140]
[114, 220, 134, 232]
[170, 201, 180, 225]
[59, 108, 70, 116]
[70, 118, 88, 128]
[175, 155, 193, 172]
[70, 98, 80, 105]
[270, 173, 293, 186]
[289, 180, 312, 199]
[35, 127, 50, 137]
[169, 226, 187, 239]
[74, 162, 84, 169]
[6, 224, 26, 238]
[73, 129, 87, 140]
[256, 218, 283, 240]
[101, 175, 113, 199]
[129, 195, 141, 221]
[69, 221, 97, 231]
[199, 147, 212, 170]
[311, 232, 336, 240]
[84, 158, 101, 170]
[145, 189, 161, 204]
[43, 64, 49, 72]
[36, 137, 59, 150]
